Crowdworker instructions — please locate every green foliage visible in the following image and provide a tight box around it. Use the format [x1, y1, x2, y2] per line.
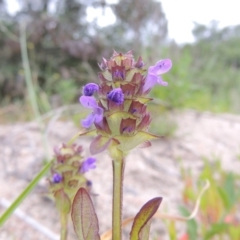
[0, 0, 167, 115]
[166, 220, 177, 240]
[54, 78, 79, 104]
[148, 105, 177, 138]
[151, 23, 240, 113]
[150, 47, 194, 109]
[179, 207, 198, 240]
[178, 159, 240, 240]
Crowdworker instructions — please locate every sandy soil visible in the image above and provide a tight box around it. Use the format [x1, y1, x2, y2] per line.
[0, 110, 240, 240]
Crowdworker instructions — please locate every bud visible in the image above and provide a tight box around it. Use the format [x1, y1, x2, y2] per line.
[107, 88, 124, 105]
[82, 83, 99, 96]
[52, 173, 62, 183]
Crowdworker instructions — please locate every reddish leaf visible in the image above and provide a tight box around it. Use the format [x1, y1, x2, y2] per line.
[90, 135, 112, 155]
[130, 197, 162, 240]
[71, 188, 100, 240]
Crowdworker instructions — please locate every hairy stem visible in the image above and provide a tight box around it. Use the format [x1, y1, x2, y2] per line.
[112, 158, 125, 240]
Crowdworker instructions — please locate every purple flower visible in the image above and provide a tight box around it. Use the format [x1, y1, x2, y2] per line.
[143, 59, 172, 92]
[107, 88, 124, 105]
[80, 96, 104, 128]
[82, 83, 99, 96]
[80, 157, 96, 173]
[52, 173, 62, 183]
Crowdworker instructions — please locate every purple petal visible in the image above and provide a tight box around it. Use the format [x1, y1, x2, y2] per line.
[79, 96, 98, 109]
[93, 107, 104, 123]
[157, 76, 168, 86]
[82, 83, 99, 96]
[149, 59, 172, 75]
[81, 113, 95, 128]
[143, 73, 158, 92]
[80, 157, 96, 173]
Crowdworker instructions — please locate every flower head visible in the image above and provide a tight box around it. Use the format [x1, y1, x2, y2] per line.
[143, 59, 172, 92]
[82, 83, 99, 96]
[107, 88, 124, 105]
[48, 141, 97, 218]
[80, 96, 103, 128]
[80, 157, 96, 173]
[79, 51, 172, 157]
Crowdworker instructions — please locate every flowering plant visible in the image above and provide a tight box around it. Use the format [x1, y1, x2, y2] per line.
[68, 51, 172, 240]
[1, 50, 190, 240]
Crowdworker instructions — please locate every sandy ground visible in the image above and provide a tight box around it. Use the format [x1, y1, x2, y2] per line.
[0, 110, 240, 240]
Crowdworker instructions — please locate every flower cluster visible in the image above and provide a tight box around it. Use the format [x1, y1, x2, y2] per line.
[49, 143, 96, 202]
[79, 51, 172, 159]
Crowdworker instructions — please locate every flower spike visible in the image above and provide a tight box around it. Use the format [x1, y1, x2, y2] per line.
[79, 51, 172, 155]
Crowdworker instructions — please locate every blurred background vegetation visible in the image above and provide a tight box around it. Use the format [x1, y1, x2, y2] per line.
[1, 2, 240, 239]
[0, 0, 240, 122]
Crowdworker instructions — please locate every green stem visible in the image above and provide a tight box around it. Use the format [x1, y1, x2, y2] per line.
[20, 21, 50, 159]
[60, 213, 68, 240]
[0, 160, 53, 227]
[112, 158, 125, 240]
[20, 22, 40, 120]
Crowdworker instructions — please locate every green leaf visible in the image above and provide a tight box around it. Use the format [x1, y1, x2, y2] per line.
[168, 220, 177, 240]
[229, 225, 240, 240]
[54, 189, 71, 215]
[71, 188, 100, 240]
[204, 222, 228, 239]
[130, 197, 162, 240]
[179, 206, 198, 240]
[139, 221, 151, 240]
[224, 173, 237, 206]
[217, 187, 231, 210]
